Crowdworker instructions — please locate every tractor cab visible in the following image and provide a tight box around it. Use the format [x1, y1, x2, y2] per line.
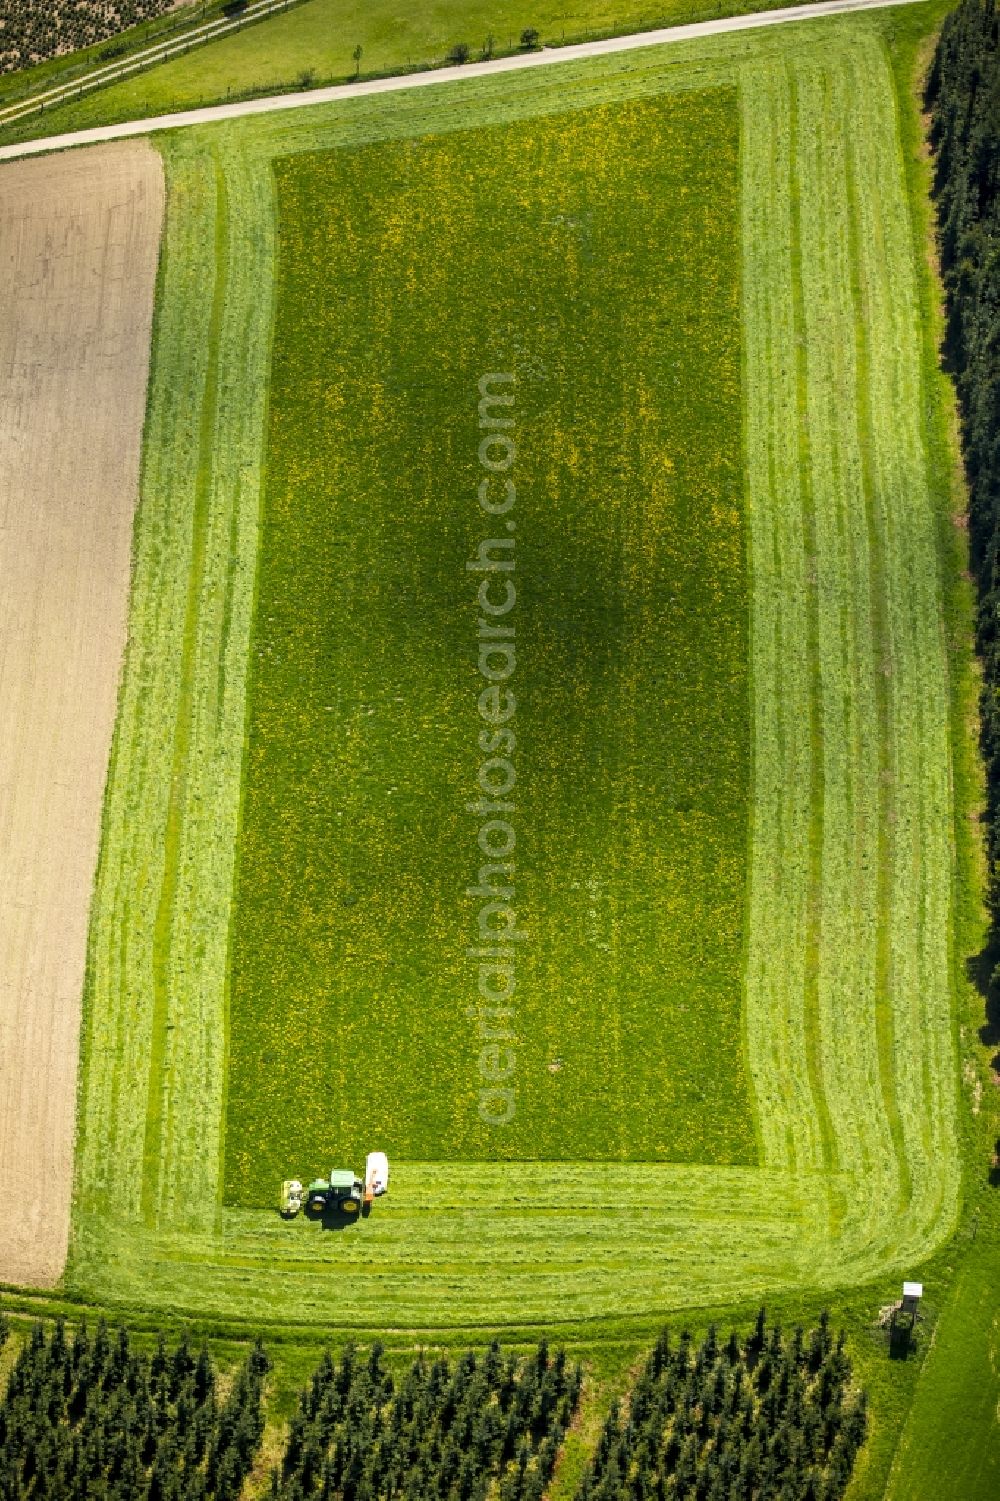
[306, 1178, 331, 1213]
[326, 1168, 364, 1216]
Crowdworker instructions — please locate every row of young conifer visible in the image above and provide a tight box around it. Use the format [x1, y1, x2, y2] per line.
[0, 1312, 582, 1501]
[269, 1338, 583, 1501]
[0, 2, 175, 75]
[926, 1, 1000, 983]
[0, 1309, 268, 1500]
[0, 1305, 868, 1500]
[575, 1311, 867, 1501]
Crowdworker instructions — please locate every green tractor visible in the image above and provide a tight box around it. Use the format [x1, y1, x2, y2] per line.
[280, 1170, 363, 1219]
[280, 1153, 389, 1221]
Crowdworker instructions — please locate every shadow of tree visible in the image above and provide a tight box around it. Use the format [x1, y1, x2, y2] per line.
[990, 1142, 1000, 1190]
[962, 946, 1000, 1190]
[967, 939, 1000, 1049]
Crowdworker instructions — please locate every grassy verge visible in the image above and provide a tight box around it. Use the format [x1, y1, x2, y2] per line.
[0, 0, 234, 105]
[885, 1232, 1000, 1498]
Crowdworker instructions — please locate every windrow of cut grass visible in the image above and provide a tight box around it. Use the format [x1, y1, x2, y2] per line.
[75, 131, 275, 1233]
[740, 38, 959, 1279]
[71, 1163, 817, 1327]
[70, 10, 964, 1332]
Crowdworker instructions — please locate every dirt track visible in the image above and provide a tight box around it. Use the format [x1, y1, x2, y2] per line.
[0, 143, 163, 1286]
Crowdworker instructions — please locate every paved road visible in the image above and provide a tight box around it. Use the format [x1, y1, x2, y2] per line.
[0, 0, 927, 160]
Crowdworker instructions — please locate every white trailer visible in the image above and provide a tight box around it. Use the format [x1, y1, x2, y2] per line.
[365, 1151, 389, 1200]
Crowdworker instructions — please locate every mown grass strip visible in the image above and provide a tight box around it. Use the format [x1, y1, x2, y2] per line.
[796, 56, 892, 1211]
[68, 1164, 816, 1327]
[142, 154, 229, 1228]
[845, 38, 958, 1259]
[742, 37, 959, 1282]
[789, 64, 840, 1186]
[741, 58, 827, 1178]
[841, 42, 913, 1221]
[75, 140, 218, 1223]
[75, 133, 277, 1236]
[152, 141, 277, 1228]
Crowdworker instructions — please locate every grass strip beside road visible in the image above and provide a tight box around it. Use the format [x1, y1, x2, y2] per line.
[0, 0, 310, 133]
[0, 0, 923, 147]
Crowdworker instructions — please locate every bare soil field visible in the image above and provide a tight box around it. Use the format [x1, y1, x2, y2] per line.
[0, 142, 163, 1286]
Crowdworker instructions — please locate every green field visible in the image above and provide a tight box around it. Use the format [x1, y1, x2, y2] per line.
[66, 8, 973, 1351]
[225, 91, 753, 1195]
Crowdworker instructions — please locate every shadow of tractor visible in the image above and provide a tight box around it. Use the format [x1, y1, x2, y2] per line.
[302, 1199, 363, 1232]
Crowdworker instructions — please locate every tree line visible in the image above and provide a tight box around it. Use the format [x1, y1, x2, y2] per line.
[0, 1310, 268, 1500]
[0, 2, 175, 75]
[270, 1338, 583, 1501]
[575, 1310, 867, 1501]
[926, 2, 1000, 995]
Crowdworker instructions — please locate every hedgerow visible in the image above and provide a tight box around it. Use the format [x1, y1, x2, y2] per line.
[926, 0, 1000, 978]
[0, 2, 174, 75]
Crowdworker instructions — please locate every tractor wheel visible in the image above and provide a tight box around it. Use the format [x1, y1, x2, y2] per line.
[342, 1199, 359, 1214]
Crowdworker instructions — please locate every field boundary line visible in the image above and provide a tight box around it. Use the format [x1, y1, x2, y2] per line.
[0, 0, 929, 160]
